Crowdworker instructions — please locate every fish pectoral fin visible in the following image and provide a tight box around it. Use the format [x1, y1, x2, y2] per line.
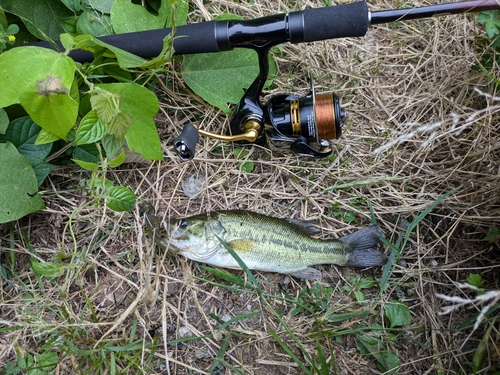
[227, 239, 256, 253]
[287, 267, 322, 280]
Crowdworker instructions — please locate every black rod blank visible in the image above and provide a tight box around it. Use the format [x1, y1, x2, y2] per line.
[370, 0, 500, 25]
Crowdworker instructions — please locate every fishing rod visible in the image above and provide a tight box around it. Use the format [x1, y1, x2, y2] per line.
[39, 0, 500, 159]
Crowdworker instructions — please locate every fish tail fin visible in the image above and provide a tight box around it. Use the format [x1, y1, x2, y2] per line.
[339, 225, 388, 267]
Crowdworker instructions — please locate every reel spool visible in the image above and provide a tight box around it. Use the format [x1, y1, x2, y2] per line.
[264, 80, 345, 158]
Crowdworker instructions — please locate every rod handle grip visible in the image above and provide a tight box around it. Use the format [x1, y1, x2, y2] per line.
[300, 1, 369, 43]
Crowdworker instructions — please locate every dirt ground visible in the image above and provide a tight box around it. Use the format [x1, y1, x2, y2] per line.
[1, 0, 499, 374]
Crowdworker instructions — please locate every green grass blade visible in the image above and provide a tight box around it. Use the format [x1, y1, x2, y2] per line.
[267, 326, 312, 375]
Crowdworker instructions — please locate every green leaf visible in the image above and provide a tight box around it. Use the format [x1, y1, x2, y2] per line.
[30, 259, 65, 278]
[6, 23, 18, 35]
[17, 352, 35, 370]
[477, 11, 500, 39]
[90, 93, 119, 124]
[84, 0, 113, 14]
[199, 265, 247, 288]
[106, 186, 136, 212]
[357, 276, 377, 289]
[102, 133, 124, 158]
[36, 351, 58, 372]
[0, 7, 8, 30]
[0, 143, 45, 223]
[485, 227, 500, 242]
[74, 110, 106, 145]
[384, 301, 411, 328]
[234, 148, 255, 173]
[73, 34, 148, 69]
[0, 108, 8, 135]
[0, 47, 78, 139]
[73, 159, 99, 171]
[0, 0, 74, 41]
[467, 273, 484, 288]
[0, 117, 52, 163]
[35, 129, 61, 145]
[168, 0, 189, 26]
[96, 83, 162, 160]
[107, 111, 134, 141]
[73, 143, 100, 164]
[353, 291, 365, 302]
[182, 47, 275, 113]
[108, 149, 126, 168]
[0, 117, 55, 185]
[76, 9, 112, 36]
[60, 33, 75, 50]
[111, 0, 169, 33]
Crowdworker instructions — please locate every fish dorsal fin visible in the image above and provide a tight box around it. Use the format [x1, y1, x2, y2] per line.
[285, 218, 321, 236]
[228, 239, 256, 253]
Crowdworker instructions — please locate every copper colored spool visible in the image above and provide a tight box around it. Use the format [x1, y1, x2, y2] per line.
[315, 93, 337, 140]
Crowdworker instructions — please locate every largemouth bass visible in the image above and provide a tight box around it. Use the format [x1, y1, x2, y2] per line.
[144, 208, 387, 280]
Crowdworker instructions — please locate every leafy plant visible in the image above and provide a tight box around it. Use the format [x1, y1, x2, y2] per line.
[0, 0, 275, 222]
[290, 282, 333, 316]
[477, 10, 500, 40]
[340, 276, 377, 302]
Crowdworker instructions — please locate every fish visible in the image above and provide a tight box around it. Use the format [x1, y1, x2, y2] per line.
[144, 208, 388, 280]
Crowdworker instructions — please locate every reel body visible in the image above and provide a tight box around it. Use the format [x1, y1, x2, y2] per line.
[264, 81, 345, 158]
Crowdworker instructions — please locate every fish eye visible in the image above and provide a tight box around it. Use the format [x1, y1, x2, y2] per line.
[179, 219, 189, 229]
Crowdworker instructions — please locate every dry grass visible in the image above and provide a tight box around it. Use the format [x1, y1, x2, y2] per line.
[1, 0, 499, 374]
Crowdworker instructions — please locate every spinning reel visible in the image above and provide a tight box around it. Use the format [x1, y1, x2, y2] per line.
[173, 56, 346, 160]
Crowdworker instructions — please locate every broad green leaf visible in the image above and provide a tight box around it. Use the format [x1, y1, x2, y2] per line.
[36, 129, 61, 145]
[0, 117, 52, 164]
[59, 15, 78, 35]
[0, 143, 45, 223]
[17, 352, 35, 370]
[96, 83, 162, 160]
[168, 0, 189, 27]
[30, 259, 65, 278]
[384, 301, 411, 328]
[0, 47, 78, 139]
[107, 111, 134, 141]
[0, 0, 73, 41]
[102, 133, 124, 158]
[31, 158, 57, 186]
[182, 48, 276, 113]
[36, 351, 58, 372]
[90, 93, 118, 124]
[109, 149, 126, 168]
[0, 7, 8, 30]
[72, 159, 99, 171]
[60, 33, 75, 50]
[59, 0, 82, 13]
[73, 143, 100, 164]
[111, 0, 169, 34]
[0, 117, 56, 185]
[74, 110, 106, 145]
[84, 0, 113, 14]
[76, 9, 112, 36]
[106, 186, 136, 212]
[0, 108, 8, 134]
